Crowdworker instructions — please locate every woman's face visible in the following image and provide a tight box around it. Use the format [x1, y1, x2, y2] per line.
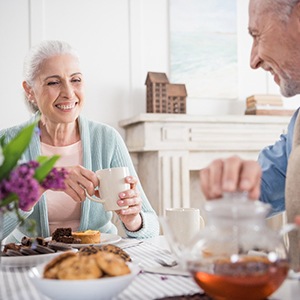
[27, 54, 85, 125]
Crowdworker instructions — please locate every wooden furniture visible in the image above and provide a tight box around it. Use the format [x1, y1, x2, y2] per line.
[119, 113, 291, 216]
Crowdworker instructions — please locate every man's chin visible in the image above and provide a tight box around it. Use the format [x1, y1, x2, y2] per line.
[279, 80, 300, 97]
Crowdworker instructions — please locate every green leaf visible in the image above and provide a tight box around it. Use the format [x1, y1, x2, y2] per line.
[0, 136, 5, 148]
[36, 156, 49, 164]
[34, 155, 60, 182]
[0, 122, 38, 181]
[0, 193, 18, 208]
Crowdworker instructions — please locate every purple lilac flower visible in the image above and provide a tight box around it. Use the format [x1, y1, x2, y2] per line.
[41, 168, 68, 189]
[7, 164, 40, 211]
[1, 160, 68, 212]
[34, 126, 41, 136]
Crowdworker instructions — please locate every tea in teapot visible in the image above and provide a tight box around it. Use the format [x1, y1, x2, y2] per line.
[180, 195, 289, 300]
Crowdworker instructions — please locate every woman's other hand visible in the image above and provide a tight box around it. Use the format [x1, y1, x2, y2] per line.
[200, 156, 262, 200]
[62, 165, 99, 202]
[115, 176, 143, 232]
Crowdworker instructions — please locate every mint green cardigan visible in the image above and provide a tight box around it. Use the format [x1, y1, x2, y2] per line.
[0, 114, 159, 241]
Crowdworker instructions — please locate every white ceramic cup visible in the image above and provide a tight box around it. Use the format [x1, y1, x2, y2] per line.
[85, 167, 130, 211]
[165, 207, 205, 246]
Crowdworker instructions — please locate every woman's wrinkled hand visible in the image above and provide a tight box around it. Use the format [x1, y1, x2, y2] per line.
[115, 176, 143, 232]
[200, 155, 262, 200]
[62, 165, 99, 202]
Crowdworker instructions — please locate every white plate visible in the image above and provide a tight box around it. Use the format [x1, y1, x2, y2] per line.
[28, 262, 140, 300]
[1, 249, 77, 267]
[45, 233, 122, 249]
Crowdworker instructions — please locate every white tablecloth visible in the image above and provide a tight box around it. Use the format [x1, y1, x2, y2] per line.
[0, 236, 299, 300]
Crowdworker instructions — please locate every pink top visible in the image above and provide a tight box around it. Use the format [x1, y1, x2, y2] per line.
[41, 141, 82, 234]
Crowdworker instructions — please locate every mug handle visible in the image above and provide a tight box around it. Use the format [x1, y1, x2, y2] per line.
[85, 190, 105, 204]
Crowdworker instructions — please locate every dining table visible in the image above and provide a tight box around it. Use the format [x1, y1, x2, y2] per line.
[0, 235, 299, 300]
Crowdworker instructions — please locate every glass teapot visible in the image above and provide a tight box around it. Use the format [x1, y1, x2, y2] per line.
[163, 193, 291, 300]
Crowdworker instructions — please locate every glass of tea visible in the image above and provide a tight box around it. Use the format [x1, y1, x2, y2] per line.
[183, 193, 290, 300]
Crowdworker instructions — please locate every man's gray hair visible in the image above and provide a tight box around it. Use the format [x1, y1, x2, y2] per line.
[263, 0, 300, 22]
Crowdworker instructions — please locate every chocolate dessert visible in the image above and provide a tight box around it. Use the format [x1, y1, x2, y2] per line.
[51, 227, 81, 244]
[1, 236, 73, 257]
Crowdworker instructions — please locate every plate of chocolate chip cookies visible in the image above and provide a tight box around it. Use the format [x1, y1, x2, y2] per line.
[1, 236, 77, 267]
[28, 249, 139, 300]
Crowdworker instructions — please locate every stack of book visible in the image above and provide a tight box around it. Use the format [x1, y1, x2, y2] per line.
[245, 94, 295, 116]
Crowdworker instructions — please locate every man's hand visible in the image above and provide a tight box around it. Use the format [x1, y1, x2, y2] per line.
[200, 155, 262, 200]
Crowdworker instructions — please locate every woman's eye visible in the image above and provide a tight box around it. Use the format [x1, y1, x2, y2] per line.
[72, 78, 81, 83]
[47, 81, 59, 86]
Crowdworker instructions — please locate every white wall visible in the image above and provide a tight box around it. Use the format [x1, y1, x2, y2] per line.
[0, 0, 299, 133]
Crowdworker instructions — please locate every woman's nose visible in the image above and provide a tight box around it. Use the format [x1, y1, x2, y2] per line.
[61, 82, 75, 98]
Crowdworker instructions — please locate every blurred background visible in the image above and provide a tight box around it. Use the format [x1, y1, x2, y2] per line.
[1, 0, 300, 133]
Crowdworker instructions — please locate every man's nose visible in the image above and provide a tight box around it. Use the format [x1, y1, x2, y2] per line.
[250, 44, 261, 69]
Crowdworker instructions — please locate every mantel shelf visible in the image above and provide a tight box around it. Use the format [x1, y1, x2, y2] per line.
[119, 113, 290, 215]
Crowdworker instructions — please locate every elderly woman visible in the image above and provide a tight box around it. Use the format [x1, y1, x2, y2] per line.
[1, 40, 159, 242]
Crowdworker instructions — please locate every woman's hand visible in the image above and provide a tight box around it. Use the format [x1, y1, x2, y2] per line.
[200, 156, 262, 200]
[61, 165, 99, 202]
[115, 176, 143, 232]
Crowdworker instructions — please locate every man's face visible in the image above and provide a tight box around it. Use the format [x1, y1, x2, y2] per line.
[248, 0, 300, 97]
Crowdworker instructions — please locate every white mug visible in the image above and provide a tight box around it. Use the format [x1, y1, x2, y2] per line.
[165, 207, 205, 246]
[85, 167, 130, 211]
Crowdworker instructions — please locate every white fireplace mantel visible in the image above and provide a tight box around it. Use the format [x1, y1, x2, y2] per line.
[119, 113, 291, 215]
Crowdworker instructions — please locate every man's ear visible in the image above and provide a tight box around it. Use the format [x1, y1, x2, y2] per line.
[22, 81, 35, 100]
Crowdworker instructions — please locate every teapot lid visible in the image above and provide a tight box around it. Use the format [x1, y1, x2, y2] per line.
[204, 193, 271, 219]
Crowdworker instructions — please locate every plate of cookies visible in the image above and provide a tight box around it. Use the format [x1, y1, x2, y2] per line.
[1, 236, 78, 267]
[28, 249, 139, 300]
[46, 227, 122, 248]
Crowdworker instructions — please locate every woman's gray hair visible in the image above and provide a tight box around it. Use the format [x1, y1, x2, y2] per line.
[23, 40, 80, 112]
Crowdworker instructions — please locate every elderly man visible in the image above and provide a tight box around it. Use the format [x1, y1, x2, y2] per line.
[200, 0, 300, 268]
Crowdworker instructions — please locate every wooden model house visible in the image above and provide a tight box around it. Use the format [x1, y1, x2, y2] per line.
[145, 72, 187, 113]
[166, 83, 187, 113]
[145, 72, 169, 113]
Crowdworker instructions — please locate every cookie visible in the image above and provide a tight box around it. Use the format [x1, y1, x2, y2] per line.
[44, 252, 77, 279]
[98, 244, 131, 262]
[95, 252, 130, 276]
[57, 256, 102, 280]
[79, 246, 100, 256]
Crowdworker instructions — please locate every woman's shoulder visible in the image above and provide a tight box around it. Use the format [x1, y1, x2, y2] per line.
[0, 114, 39, 141]
[0, 122, 29, 141]
[79, 115, 120, 135]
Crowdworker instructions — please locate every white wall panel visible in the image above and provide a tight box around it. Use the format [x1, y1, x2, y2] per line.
[0, 0, 298, 132]
[0, 0, 31, 129]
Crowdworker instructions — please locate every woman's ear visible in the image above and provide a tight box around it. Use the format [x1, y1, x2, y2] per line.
[22, 81, 35, 100]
